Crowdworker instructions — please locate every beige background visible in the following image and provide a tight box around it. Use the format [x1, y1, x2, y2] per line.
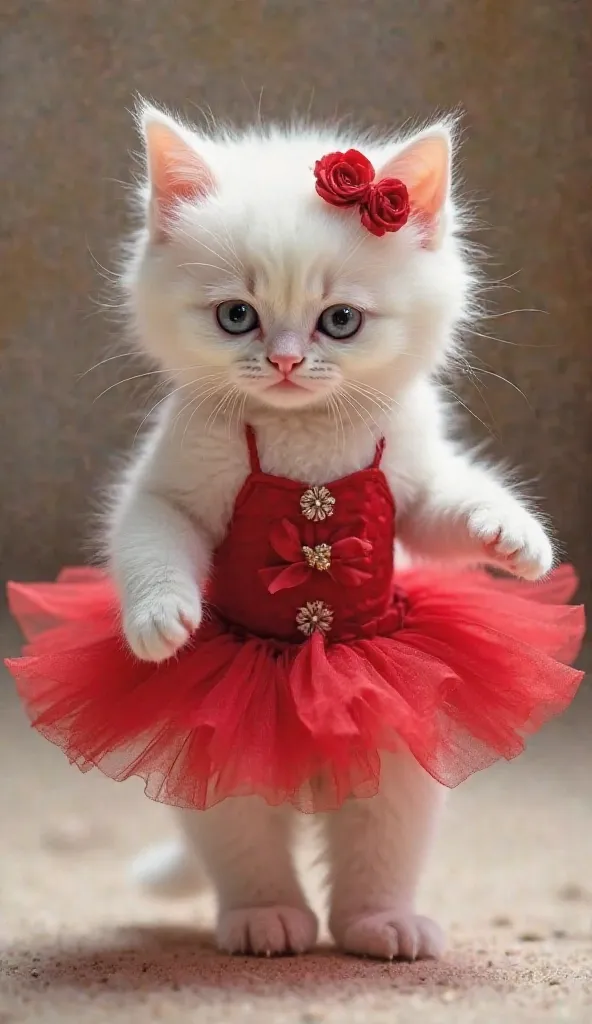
[0, 0, 590, 597]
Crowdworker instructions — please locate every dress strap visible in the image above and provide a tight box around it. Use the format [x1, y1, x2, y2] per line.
[245, 424, 261, 473]
[371, 437, 386, 468]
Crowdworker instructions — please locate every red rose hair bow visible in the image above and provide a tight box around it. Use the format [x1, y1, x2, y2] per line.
[313, 149, 410, 237]
[259, 518, 373, 596]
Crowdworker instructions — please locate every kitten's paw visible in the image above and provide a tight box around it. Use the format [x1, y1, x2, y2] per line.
[336, 911, 445, 961]
[218, 905, 318, 956]
[466, 504, 553, 580]
[123, 586, 202, 662]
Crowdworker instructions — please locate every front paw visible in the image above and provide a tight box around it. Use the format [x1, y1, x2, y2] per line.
[123, 585, 202, 663]
[335, 911, 445, 961]
[217, 905, 318, 956]
[466, 504, 553, 580]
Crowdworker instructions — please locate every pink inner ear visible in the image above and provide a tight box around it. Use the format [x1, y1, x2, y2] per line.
[377, 134, 450, 221]
[144, 119, 214, 234]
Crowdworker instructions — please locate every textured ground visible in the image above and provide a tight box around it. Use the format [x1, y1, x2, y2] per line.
[1, 618, 590, 1023]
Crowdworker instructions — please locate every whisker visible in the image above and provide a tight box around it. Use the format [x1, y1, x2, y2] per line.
[333, 393, 346, 452]
[345, 382, 392, 416]
[135, 374, 228, 443]
[92, 369, 178, 402]
[175, 229, 235, 271]
[204, 386, 234, 436]
[177, 261, 237, 276]
[346, 386, 391, 413]
[337, 389, 376, 441]
[91, 365, 223, 401]
[196, 222, 245, 273]
[85, 295, 128, 317]
[232, 387, 246, 436]
[327, 393, 346, 456]
[225, 387, 241, 439]
[465, 327, 524, 348]
[176, 226, 241, 275]
[173, 379, 227, 420]
[484, 269, 523, 287]
[343, 391, 384, 435]
[347, 377, 400, 410]
[77, 351, 142, 379]
[227, 386, 244, 439]
[86, 243, 118, 282]
[465, 325, 553, 350]
[206, 384, 236, 437]
[481, 308, 548, 319]
[216, 222, 244, 275]
[454, 366, 499, 433]
[466, 366, 532, 408]
[438, 383, 496, 437]
[335, 390, 356, 435]
[332, 234, 366, 278]
[180, 382, 228, 446]
[134, 379, 203, 443]
[225, 388, 238, 439]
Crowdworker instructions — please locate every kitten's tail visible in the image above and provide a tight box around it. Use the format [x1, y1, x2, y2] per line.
[130, 839, 206, 899]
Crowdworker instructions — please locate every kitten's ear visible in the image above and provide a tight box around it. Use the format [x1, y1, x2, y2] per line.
[377, 126, 452, 248]
[139, 105, 215, 241]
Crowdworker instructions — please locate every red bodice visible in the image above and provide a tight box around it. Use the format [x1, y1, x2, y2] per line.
[207, 427, 406, 643]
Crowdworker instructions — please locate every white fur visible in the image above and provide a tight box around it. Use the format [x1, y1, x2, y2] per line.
[111, 106, 553, 958]
[130, 835, 205, 899]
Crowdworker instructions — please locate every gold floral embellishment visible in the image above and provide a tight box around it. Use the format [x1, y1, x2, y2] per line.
[300, 485, 335, 522]
[296, 600, 334, 637]
[302, 543, 332, 572]
[260, 520, 373, 595]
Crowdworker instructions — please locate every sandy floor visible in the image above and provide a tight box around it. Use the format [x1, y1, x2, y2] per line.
[1, 615, 591, 1024]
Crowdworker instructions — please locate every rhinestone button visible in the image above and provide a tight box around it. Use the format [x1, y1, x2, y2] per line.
[300, 485, 335, 522]
[296, 600, 334, 637]
[302, 543, 332, 572]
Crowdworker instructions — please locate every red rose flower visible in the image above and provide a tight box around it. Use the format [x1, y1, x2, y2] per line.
[360, 177, 410, 237]
[314, 149, 374, 207]
[314, 150, 411, 238]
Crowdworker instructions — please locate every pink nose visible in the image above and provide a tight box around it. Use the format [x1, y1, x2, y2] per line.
[267, 354, 304, 376]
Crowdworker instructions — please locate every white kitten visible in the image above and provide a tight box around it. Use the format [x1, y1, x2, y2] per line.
[116, 104, 552, 959]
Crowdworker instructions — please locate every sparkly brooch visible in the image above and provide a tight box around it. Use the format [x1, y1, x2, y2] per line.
[296, 600, 334, 637]
[302, 543, 332, 572]
[300, 485, 335, 522]
[260, 518, 373, 595]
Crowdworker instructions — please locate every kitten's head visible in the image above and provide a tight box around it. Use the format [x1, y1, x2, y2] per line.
[124, 104, 472, 414]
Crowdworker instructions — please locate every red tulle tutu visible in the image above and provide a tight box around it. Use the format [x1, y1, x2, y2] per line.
[6, 563, 585, 813]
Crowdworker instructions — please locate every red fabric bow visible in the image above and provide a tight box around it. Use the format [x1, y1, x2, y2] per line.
[314, 150, 410, 238]
[260, 518, 373, 595]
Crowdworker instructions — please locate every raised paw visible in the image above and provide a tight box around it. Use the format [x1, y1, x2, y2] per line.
[217, 905, 318, 956]
[336, 911, 445, 961]
[123, 586, 202, 662]
[466, 504, 553, 580]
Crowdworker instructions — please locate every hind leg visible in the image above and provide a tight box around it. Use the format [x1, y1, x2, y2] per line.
[189, 798, 317, 955]
[324, 753, 446, 960]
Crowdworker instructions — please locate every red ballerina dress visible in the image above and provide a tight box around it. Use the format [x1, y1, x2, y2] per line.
[5, 426, 585, 812]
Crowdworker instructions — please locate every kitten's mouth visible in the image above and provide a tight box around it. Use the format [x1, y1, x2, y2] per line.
[268, 379, 307, 392]
[252, 375, 329, 409]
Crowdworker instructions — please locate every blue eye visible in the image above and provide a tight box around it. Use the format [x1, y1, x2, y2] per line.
[216, 301, 259, 335]
[317, 305, 362, 340]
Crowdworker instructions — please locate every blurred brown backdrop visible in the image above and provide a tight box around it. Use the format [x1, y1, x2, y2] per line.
[1, 1, 590, 598]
